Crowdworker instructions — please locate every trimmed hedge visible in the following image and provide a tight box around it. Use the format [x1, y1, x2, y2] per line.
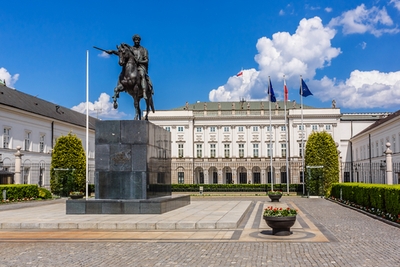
[171, 184, 302, 193]
[331, 183, 400, 218]
[0, 185, 39, 200]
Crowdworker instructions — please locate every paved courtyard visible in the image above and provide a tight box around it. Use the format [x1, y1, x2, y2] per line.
[0, 196, 399, 266]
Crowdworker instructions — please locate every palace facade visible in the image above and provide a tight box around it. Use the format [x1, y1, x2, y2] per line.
[0, 84, 96, 186]
[147, 101, 387, 185]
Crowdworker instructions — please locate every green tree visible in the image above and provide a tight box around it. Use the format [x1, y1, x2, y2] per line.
[305, 131, 339, 196]
[50, 133, 86, 196]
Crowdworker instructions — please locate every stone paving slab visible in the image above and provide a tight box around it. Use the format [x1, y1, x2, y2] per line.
[1, 196, 400, 267]
[0, 199, 331, 243]
[0, 201, 251, 230]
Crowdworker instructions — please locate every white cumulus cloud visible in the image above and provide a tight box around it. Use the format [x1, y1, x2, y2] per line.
[208, 8, 400, 110]
[0, 68, 19, 88]
[314, 70, 400, 109]
[390, 0, 400, 11]
[209, 17, 341, 102]
[71, 93, 127, 119]
[328, 4, 399, 36]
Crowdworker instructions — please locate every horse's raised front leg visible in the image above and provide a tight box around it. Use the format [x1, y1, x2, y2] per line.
[112, 84, 124, 109]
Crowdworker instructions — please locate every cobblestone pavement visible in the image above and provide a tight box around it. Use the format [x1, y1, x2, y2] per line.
[0, 196, 399, 266]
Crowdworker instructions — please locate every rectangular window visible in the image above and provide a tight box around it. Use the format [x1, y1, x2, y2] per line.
[177, 126, 184, 132]
[224, 126, 230, 132]
[24, 131, 31, 151]
[281, 143, 287, 157]
[23, 167, 30, 184]
[299, 143, 304, 157]
[210, 126, 216, 132]
[196, 144, 202, 158]
[266, 126, 271, 132]
[267, 143, 273, 157]
[312, 125, 318, 131]
[252, 126, 258, 132]
[253, 143, 259, 157]
[280, 126, 286, 131]
[178, 144, 184, 158]
[238, 144, 244, 158]
[392, 136, 396, 153]
[164, 126, 171, 132]
[157, 172, 165, 184]
[238, 126, 244, 132]
[224, 144, 230, 158]
[298, 125, 304, 131]
[281, 172, 287, 183]
[178, 172, 184, 184]
[213, 172, 218, 184]
[371, 143, 375, 157]
[325, 124, 331, 130]
[3, 127, 10, 149]
[39, 135, 45, 153]
[344, 172, 350, 182]
[396, 134, 400, 152]
[196, 127, 202, 133]
[363, 145, 366, 160]
[210, 144, 216, 158]
[253, 172, 261, 184]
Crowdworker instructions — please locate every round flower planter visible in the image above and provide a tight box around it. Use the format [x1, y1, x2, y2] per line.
[263, 215, 296, 236]
[69, 194, 84, 199]
[268, 194, 282, 202]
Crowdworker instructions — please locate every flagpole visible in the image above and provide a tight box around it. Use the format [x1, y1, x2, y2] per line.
[284, 76, 289, 194]
[85, 50, 89, 200]
[268, 76, 273, 191]
[300, 75, 305, 195]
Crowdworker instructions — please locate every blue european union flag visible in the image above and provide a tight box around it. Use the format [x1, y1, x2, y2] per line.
[300, 78, 313, 97]
[268, 78, 276, 102]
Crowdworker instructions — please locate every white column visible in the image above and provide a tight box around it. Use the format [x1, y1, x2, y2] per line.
[385, 142, 393, 185]
[14, 146, 24, 184]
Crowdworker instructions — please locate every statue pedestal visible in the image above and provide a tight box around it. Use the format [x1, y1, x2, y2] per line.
[66, 120, 190, 214]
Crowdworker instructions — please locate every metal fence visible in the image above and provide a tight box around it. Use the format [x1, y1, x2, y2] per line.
[341, 161, 399, 184]
[2, 162, 95, 188]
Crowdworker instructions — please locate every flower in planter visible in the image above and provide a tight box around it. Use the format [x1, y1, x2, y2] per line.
[263, 206, 297, 217]
[268, 190, 283, 195]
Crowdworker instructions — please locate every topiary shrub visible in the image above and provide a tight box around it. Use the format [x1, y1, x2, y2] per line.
[50, 132, 86, 196]
[305, 131, 339, 197]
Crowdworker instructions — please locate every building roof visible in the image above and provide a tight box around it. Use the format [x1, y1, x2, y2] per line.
[351, 110, 400, 139]
[172, 100, 314, 111]
[0, 84, 97, 130]
[340, 113, 389, 121]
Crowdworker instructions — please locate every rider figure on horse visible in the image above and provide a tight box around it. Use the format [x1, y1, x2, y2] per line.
[131, 34, 153, 100]
[106, 34, 153, 100]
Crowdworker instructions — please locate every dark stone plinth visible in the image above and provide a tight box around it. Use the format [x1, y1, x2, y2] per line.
[66, 195, 190, 214]
[66, 120, 190, 214]
[95, 120, 172, 199]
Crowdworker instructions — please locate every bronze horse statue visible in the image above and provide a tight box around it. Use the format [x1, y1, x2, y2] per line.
[112, 43, 154, 120]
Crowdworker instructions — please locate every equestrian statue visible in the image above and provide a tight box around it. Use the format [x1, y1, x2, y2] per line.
[94, 34, 155, 120]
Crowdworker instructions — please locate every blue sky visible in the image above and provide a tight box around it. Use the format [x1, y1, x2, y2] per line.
[1, 0, 400, 119]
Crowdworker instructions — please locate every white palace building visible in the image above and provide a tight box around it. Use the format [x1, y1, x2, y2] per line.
[148, 101, 400, 185]
[1, 80, 399, 187]
[0, 83, 96, 187]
